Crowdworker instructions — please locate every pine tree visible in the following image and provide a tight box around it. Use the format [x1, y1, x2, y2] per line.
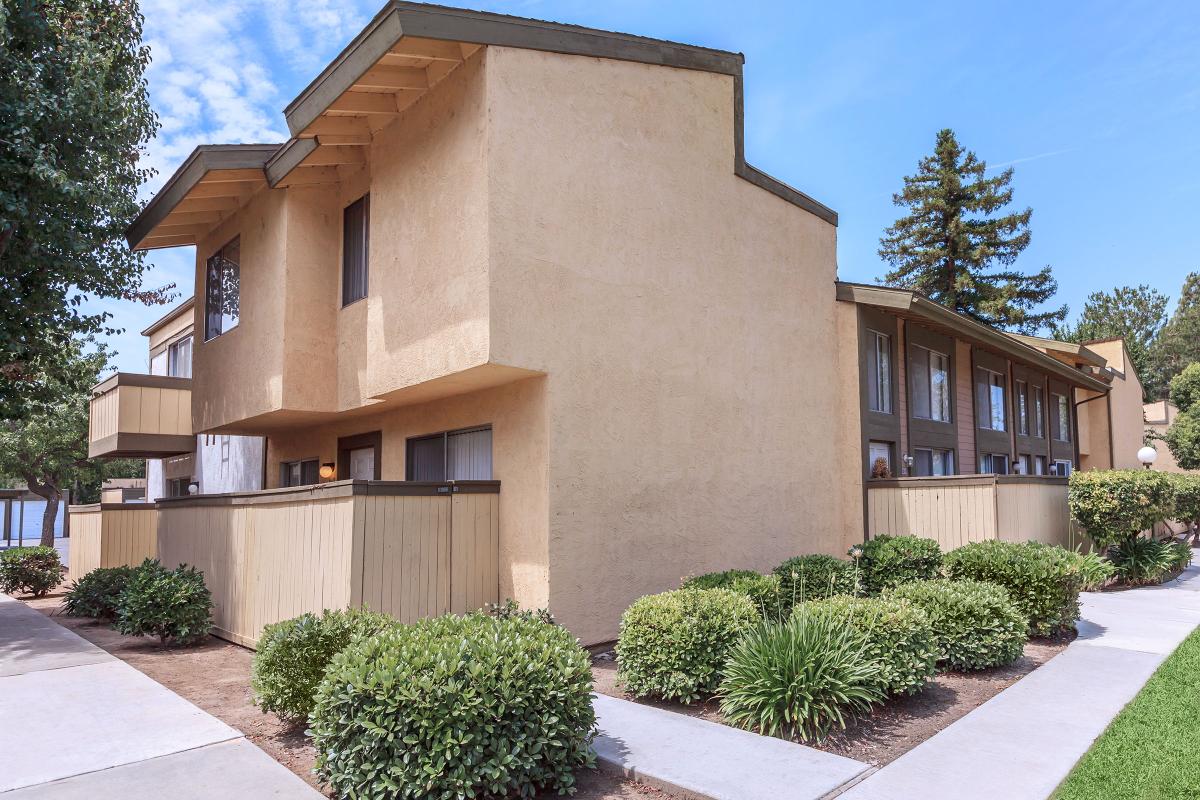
[879, 129, 1066, 333]
[1148, 272, 1200, 396]
[1052, 285, 1168, 399]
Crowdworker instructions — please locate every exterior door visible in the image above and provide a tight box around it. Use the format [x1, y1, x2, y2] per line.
[337, 431, 382, 481]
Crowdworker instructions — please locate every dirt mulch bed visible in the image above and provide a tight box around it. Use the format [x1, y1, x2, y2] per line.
[22, 594, 669, 800]
[592, 634, 1071, 767]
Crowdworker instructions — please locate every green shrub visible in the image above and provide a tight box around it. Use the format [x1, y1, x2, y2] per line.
[252, 607, 395, 722]
[310, 613, 596, 799]
[773, 554, 859, 602]
[1169, 363, 1200, 413]
[889, 579, 1027, 670]
[1169, 473, 1200, 528]
[1108, 537, 1178, 586]
[484, 598, 556, 625]
[683, 571, 787, 621]
[1166, 409, 1200, 471]
[1073, 549, 1116, 592]
[616, 588, 759, 702]
[113, 559, 212, 645]
[718, 610, 883, 741]
[858, 535, 942, 593]
[0, 546, 63, 597]
[62, 565, 135, 618]
[943, 540, 1084, 636]
[1068, 470, 1176, 549]
[803, 595, 937, 696]
[1166, 540, 1194, 573]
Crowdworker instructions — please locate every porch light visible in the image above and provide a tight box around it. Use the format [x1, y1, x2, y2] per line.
[1137, 446, 1158, 469]
[319, 463, 336, 480]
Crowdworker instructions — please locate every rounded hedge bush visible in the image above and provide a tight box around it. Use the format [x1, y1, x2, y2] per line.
[803, 595, 938, 696]
[310, 613, 596, 799]
[1068, 469, 1176, 548]
[943, 540, 1084, 635]
[252, 607, 396, 721]
[858, 535, 942, 594]
[888, 579, 1027, 670]
[683, 571, 787, 621]
[113, 559, 212, 645]
[718, 609, 882, 741]
[0, 546, 63, 597]
[772, 554, 859, 602]
[617, 588, 759, 702]
[62, 565, 135, 618]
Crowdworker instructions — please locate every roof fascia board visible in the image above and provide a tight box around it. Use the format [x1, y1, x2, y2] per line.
[265, 138, 320, 187]
[126, 145, 280, 248]
[835, 282, 1110, 392]
[139, 297, 196, 337]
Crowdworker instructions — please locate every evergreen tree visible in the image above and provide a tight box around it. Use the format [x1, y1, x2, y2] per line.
[879, 129, 1066, 333]
[1148, 272, 1200, 395]
[1052, 285, 1168, 399]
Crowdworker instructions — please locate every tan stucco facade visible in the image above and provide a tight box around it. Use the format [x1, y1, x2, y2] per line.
[175, 45, 856, 644]
[1080, 339, 1146, 471]
[1145, 400, 1189, 473]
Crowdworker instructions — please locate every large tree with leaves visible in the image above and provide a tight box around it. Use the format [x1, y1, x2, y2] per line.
[1165, 364, 1200, 471]
[879, 129, 1066, 333]
[1148, 272, 1200, 395]
[0, 0, 164, 421]
[1052, 285, 1169, 399]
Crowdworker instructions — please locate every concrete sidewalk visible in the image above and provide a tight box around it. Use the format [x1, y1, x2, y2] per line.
[837, 556, 1200, 800]
[0, 593, 320, 798]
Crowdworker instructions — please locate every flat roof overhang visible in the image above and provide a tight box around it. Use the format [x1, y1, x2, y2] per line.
[835, 282, 1112, 393]
[126, 145, 282, 251]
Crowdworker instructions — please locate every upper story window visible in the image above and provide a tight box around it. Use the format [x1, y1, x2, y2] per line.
[976, 368, 1007, 431]
[911, 345, 951, 422]
[867, 330, 892, 414]
[342, 194, 370, 306]
[1015, 380, 1029, 436]
[167, 335, 192, 379]
[1032, 385, 1046, 438]
[1053, 393, 1071, 442]
[204, 237, 240, 341]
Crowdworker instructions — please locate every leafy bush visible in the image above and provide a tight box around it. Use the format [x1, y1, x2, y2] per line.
[252, 607, 395, 721]
[683, 571, 788, 621]
[1073, 549, 1117, 592]
[1169, 473, 1200, 528]
[0, 546, 63, 597]
[718, 610, 882, 741]
[310, 613, 596, 799]
[616, 588, 759, 702]
[858, 535, 942, 594]
[62, 565, 135, 618]
[1108, 537, 1180, 586]
[889, 580, 1027, 670]
[803, 595, 937, 696]
[1169, 363, 1200, 413]
[1068, 470, 1176, 549]
[1165, 409, 1200, 471]
[773, 554, 859, 602]
[484, 598, 556, 625]
[943, 540, 1084, 635]
[1166, 540, 1194, 572]
[113, 559, 212, 645]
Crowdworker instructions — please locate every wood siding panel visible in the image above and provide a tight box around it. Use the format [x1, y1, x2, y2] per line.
[955, 340, 976, 474]
[66, 505, 157, 578]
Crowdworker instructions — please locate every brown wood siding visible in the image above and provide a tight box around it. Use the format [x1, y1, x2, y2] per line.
[955, 340, 976, 474]
[896, 319, 909, 463]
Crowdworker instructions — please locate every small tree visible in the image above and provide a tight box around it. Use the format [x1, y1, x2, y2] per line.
[878, 128, 1066, 333]
[1165, 363, 1200, 471]
[1068, 470, 1176, 549]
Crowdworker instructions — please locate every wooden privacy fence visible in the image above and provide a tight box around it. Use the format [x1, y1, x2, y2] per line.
[156, 480, 500, 648]
[866, 475, 1086, 551]
[67, 503, 159, 578]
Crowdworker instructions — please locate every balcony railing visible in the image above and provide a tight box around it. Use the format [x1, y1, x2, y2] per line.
[866, 474, 1085, 551]
[88, 372, 194, 459]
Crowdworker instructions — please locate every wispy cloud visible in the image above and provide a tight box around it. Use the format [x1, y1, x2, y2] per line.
[986, 148, 1074, 171]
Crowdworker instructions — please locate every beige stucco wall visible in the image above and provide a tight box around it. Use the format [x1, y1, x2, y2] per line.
[1145, 400, 1188, 473]
[1087, 340, 1146, 469]
[146, 304, 194, 355]
[484, 47, 851, 643]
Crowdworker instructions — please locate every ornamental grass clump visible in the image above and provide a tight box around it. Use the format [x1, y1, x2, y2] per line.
[718, 609, 883, 742]
[683, 571, 788, 621]
[310, 612, 597, 800]
[0, 545, 63, 597]
[617, 588, 759, 702]
[113, 559, 212, 645]
[858, 535, 942, 594]
[251, 607, 396, 722]
[802, 595, 938, 696]
[943, 540, 1084, 635]
[1107, 537, 1190, 586]
[772, 554, 859, 602]
[888, 579, 1027, 670]
[62, 565, 135, 618]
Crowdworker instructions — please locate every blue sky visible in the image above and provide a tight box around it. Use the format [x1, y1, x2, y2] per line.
[99, 0, 1200, 372]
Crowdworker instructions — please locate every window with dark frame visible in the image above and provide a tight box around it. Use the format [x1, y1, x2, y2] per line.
[1016, 380, 1029, 436]
[1033, 386, 1046, 438]
[911, 345, 951, 422]
[867, 330, 892, 414]
[406, 426, 493, 481]
[975, 368, 1007, 431]
[167, 335, 192, 379]
[912, 447, 954, 477]
[280, 459, 319, 487]
[1052, 393, 1071, 442]
[981, 453, 1010, 475]
[342, 194, 370, 306]
[204, 237, 240, 340]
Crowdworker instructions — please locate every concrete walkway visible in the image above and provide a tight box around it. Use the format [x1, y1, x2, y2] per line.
[838, 556, 1200, 800]
[0, 593, 320, 798]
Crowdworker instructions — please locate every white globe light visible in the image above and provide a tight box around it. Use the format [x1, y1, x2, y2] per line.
[1137, 446, 1159, 466]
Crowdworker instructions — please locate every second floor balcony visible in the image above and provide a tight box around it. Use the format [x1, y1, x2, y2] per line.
[88, 372, 194, 459]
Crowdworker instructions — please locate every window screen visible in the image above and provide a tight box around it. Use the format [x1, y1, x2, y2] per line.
[342, 194, 370, 306]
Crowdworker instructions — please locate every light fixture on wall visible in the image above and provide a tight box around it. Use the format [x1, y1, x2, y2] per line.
[1137, 446, 1158, 470]
[319, 463, 336, 480]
